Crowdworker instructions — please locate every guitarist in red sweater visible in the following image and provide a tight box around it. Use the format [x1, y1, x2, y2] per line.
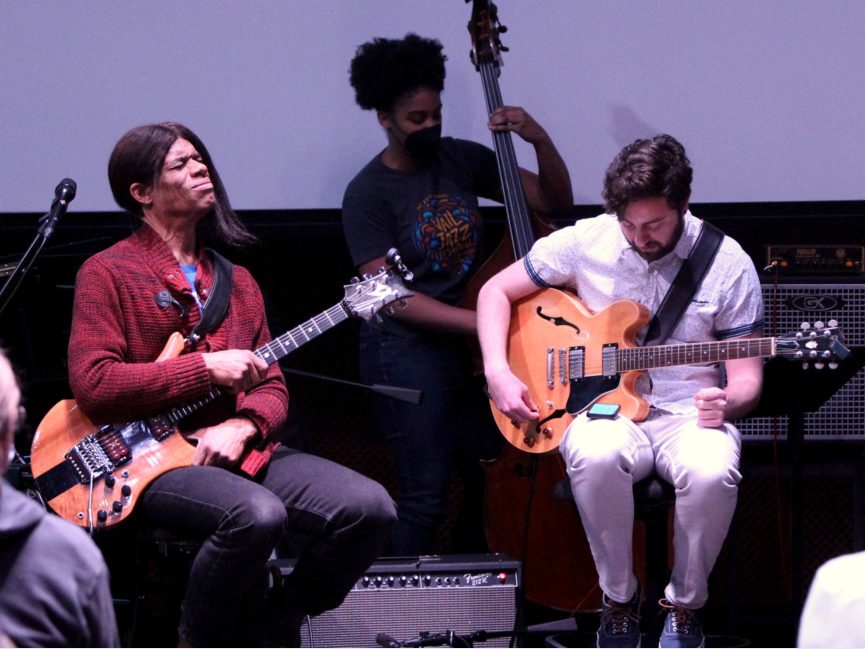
[67, 122, 396, 647]
[479, 134, 764, 648]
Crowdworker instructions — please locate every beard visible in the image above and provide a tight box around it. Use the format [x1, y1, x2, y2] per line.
[628, 217, 684, 262]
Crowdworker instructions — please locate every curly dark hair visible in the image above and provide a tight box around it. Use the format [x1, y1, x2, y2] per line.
[349, 33, 446, 112]
[108, 122, 256, 248]
[602, 134, 693, 217]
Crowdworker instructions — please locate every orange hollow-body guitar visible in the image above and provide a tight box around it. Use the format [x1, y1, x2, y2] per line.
[30, 267, 412, 529]
[493, 288, 848, 454]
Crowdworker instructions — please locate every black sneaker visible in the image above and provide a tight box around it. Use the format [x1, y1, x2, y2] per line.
[658, 599, 704, 648]
[597, 584, 641, 648]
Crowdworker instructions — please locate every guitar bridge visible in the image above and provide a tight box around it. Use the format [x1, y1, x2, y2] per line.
[66, 434, 117, 484]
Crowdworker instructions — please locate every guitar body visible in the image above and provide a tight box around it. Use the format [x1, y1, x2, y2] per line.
[30, 331, 195, 528]
[30, 400, 194, 527]
[493, 289, 652, 453]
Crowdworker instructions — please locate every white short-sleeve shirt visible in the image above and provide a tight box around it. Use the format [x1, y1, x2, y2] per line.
[525, 210, 764, 414]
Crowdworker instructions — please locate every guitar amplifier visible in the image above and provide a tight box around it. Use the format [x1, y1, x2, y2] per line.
[736, 283, 865, 441]
[275, 554, 521, 648]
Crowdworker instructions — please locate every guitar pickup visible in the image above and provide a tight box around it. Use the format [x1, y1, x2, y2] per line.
[568, 347, 584, 381]
[146, 414, 177, 441]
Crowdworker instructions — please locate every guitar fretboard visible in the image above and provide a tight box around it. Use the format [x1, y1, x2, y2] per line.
[163, 302, 351, 425]
[477, 58, 533, 259]
[616, 337, 776, 372]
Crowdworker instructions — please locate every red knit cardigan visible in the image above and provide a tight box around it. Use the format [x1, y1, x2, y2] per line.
[67, 224, 288, 474]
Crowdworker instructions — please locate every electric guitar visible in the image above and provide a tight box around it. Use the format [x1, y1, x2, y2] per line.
[493, 288, 850, 454]
[30, 264, 413, 529]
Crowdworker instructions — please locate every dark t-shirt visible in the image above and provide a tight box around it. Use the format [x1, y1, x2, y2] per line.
[342, 137, 500, 310]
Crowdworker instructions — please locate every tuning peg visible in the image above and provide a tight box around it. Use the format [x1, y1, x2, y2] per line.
[802, 362, 809, 370]
[800, 322, 811, 330]
[815, 321, 825, 329]
[829, 362, 839, 370]
[814, 362, 825, 370]
[362, 273, 372, 280]
[829, 319, 839, 327]
[350, 277, 360, 284]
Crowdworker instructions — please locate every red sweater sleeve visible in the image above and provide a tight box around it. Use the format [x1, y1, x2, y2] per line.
[230, 267, 288, 442]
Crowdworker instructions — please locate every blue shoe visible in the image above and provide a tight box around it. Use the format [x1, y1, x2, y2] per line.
[597, 584, 641, 647]
[658, 599, 704, 648]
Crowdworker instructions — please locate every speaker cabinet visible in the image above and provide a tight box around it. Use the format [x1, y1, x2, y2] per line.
[736, 283, 865, 441]
[280, 554, 521, 648]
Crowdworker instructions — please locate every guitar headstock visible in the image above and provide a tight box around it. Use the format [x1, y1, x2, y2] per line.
[343, 249, 414, 321]
[468, 0, 506, 72]
[775, 320, 850, 369]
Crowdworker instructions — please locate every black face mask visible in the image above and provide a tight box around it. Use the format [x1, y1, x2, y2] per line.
[404, 124, 442, 159]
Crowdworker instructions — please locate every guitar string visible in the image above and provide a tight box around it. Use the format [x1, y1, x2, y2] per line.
[616, 338, 776, 371]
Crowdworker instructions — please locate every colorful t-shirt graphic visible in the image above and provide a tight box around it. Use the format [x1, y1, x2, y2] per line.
[414, 193, 480, 276]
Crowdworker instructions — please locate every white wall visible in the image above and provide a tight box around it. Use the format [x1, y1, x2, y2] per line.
[1, 0, 863, 212]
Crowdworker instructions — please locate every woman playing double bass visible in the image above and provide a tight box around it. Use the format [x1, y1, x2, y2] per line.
[342, 33, 572, 556]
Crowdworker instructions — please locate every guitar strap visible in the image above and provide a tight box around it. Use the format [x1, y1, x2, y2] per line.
[643, 221, 724, 347]
[186, 248, 233, 346]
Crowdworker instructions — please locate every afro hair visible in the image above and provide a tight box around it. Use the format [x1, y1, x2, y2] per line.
[349, 33, 447, 112]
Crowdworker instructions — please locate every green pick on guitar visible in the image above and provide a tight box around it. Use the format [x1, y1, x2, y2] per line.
[492, 287, 850, 454]
[30, 261, 412, 530]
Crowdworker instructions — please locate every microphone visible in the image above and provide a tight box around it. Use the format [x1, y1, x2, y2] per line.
[375, 632, 401, 647]
[53, 178, 77, 205]
[39, 178, 77, 236]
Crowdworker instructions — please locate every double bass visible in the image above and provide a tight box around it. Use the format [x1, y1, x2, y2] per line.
[464, 0, 601, 612]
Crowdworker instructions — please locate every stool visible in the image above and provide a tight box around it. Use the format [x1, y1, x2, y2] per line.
[553, 475, 675, 640]
[127, 527, 205, 647]
[633, 477, 675, 638]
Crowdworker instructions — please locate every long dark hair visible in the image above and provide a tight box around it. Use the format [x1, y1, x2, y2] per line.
[108, 122, 257, 247]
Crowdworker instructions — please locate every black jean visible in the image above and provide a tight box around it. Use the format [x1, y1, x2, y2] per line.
[140, 444, 396, 646]
[359, 324, 502, 556]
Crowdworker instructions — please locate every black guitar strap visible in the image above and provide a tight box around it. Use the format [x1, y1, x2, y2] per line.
[643, 221, 724, 347]
[187, 248, 233, 346]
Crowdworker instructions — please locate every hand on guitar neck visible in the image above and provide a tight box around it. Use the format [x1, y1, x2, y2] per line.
[202, 348, 269, 393]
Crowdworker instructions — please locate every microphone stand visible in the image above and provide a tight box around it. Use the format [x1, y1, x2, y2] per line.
[379, 618, 577, 647]
[280, 366, 424, 405]
[0, 203, 67, 317]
